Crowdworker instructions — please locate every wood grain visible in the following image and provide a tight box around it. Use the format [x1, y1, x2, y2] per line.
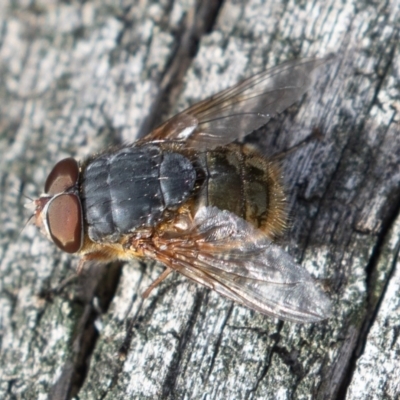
[0, 0, 399, 399]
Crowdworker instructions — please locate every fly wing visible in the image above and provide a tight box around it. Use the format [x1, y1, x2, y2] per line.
[150, 207, 331, 323]
[145, 56, 334, 151]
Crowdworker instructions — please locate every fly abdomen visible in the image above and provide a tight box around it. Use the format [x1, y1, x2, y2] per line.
[194, 144, 287, 239]
[81, 144, 196, 242]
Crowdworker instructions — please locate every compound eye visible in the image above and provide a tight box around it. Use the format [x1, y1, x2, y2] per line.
[45, 158, 79, 195]
[47, 194, 83, 253]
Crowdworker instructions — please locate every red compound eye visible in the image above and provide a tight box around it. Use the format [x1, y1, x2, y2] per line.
[46, 193, 83, 253]
[45, 158, 79, 195]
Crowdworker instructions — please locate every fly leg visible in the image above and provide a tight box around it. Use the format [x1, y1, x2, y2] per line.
[38, 255, 97, 300]
[38, 274, 78, 301]
[142, 267, 173, 298]
[76, 257, 87, 275]
[271, 126, 323, 161]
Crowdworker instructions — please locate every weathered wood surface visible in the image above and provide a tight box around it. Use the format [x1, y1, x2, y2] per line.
[0, 0, 399, 399]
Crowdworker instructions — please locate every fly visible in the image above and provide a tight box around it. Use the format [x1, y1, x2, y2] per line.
[33, 56, 333, 323]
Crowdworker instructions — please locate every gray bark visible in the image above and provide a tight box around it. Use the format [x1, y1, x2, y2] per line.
[0, 0, 399, 399]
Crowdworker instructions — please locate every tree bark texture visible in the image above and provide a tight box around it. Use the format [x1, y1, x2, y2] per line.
[0, 0, 399, 399]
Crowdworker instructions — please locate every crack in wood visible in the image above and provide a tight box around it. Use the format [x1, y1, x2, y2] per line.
[205, 304, 233, 380]
[48, 262, 122, 400]
[161, 289, 205, 400]
[137, 0, 224, 139]
[246, 321, 284, 398]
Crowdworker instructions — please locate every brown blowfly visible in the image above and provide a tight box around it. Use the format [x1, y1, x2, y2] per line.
[32, 56, 333, 322]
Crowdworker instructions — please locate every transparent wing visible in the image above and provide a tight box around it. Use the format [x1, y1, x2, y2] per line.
[145, 56, 334, 150]
[147, 207, 331, 322]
